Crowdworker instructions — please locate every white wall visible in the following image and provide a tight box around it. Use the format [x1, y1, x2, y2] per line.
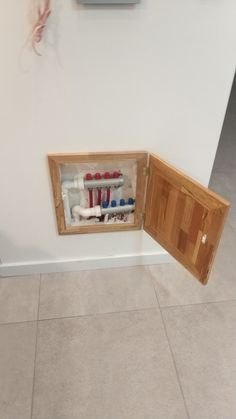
[0, 0, 235, 272]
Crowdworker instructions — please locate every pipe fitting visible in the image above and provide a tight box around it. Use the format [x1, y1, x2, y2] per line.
[72, 205, 102, 220]
[83, 176, 124, 189]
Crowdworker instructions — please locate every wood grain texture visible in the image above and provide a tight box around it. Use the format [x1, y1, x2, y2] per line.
[48, 151, 148, 235]
[144, 154, 230, 284]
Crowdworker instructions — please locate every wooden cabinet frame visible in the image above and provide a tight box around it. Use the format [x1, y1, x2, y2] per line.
[48, 151, 148, 235]
[48, 151, 230, 284]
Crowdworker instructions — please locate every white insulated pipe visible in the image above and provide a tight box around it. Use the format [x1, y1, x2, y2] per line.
[72, 204, 135, 220]
[101, 204, 135, 215]
[61, 179, 85, 225]
[61, 182, 75, 226]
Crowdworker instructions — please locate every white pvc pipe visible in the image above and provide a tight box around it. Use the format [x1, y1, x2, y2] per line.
[62, 175, 124, 192]
[72, 204, 135, 220]
[61, 179, 83, 225]
[72, 205, 102, 221]
[61, 190, 71, 226]
[101, 204, 135, 215]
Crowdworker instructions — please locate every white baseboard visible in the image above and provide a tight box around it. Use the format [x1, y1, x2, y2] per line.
[0, 251, 173, 277]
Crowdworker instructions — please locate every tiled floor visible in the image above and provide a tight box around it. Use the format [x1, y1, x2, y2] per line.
[1, 82, 236, 418]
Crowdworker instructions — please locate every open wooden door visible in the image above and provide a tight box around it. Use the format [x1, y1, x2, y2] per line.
[144, 154, 230, 284]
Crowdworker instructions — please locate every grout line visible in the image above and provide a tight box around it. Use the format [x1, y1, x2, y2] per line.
[0, 319, 37, 327]
[149, 275, 191, 419]
[37, 275, 42, 321]
[160, 298, 236, 310]
[37, 306, 158, 322]
[160, 309, 191, 419]
[30, 274, 42, 419]
[0, 306, 158, 327]
[1, 298, 236, 327]
[1, 299, 236, 327]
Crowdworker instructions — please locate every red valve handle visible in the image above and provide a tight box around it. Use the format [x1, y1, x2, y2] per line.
[85, 173, 92, 181]
[94, 172, 101, 180]
[104, 172, 110, 179]
[94, 173, 102, 205]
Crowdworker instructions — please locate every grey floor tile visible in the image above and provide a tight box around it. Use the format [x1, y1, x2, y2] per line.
[227, 197, 236, 230]
[39, 267, 157, 320]
[209, 171, 236, 203]
[213, 158, 236, 177]
[228, 210, 236, 230]
[149, 224, 236, 307]
[0, 322, 37, 419]
[213, 143, 236, 175]
[32, 310, 188, 419]
[209, 164, 236, 230]
[209, 169, 236, 231]
[0, 275, 40, 324]
[212, 80, 236, 176]
[162, 301, 236, 419]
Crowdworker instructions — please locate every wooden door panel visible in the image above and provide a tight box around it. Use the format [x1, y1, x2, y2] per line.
[144, 155, 230, 284]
